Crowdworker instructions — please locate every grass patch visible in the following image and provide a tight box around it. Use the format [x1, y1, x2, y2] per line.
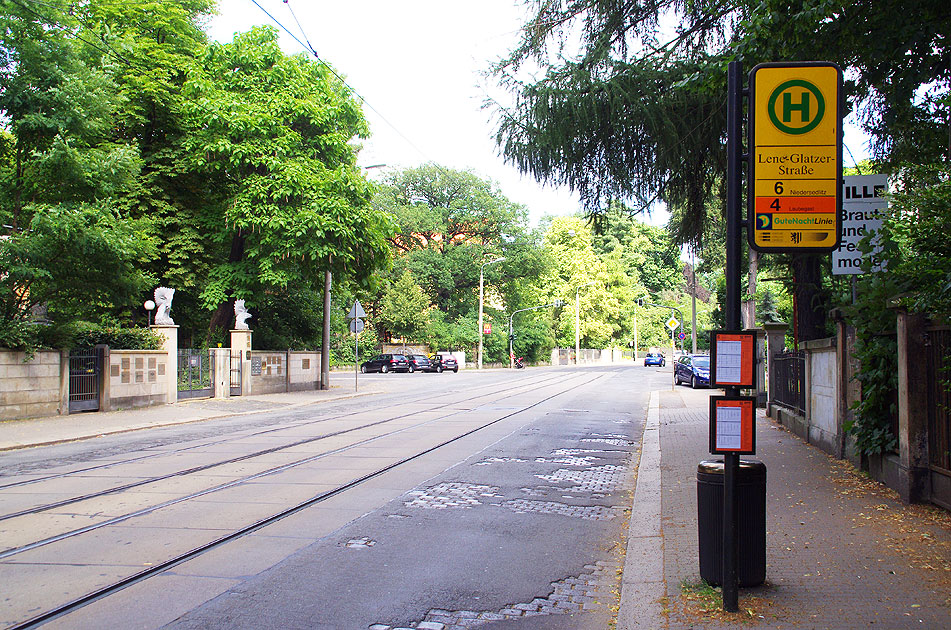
[679, 579, 778, 624]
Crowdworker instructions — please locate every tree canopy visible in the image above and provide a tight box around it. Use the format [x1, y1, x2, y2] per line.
[0, 2, 394, 350]
[491, 0, 950, 342]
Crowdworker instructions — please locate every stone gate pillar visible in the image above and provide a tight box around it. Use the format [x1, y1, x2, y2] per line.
[231, 329, 252, 396]
[151, 325, 179, 404]
[763, 322, 789, 416]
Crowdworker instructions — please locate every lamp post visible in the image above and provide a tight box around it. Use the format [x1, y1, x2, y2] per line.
[144, 300, 155, 327]
[574, 281, 597, 365]
[478, 257, 505, 370]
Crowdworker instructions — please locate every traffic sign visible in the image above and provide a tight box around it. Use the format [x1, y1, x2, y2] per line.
[346, 300, 366, 319]
[749, 62, 843, 252]
[666, 316, 680, 331]
[349, 319, 365, 333]
[678, 331, 686, 340]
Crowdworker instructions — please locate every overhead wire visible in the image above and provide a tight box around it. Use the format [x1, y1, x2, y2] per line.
[248, 0, 431, 162]
[8, 0, 143, 70]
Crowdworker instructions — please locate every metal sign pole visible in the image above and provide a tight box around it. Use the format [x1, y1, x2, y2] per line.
[354, 332, 358, 393]
[722, 59, 745, 613]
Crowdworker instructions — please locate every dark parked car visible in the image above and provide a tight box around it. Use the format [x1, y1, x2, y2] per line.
[674, 354, 710, 388]
[644, 352, 666, 367]
[406, 354, 431, 373]
[360, 353, 409, 374]
[429, 353, 458, 373]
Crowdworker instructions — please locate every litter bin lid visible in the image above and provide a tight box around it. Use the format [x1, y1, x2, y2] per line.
[697, 459, 767, 482]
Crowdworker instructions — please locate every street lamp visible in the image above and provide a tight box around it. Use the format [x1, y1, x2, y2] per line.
[575, 281, 597, 365]
[144, 300, 155, 327]
[478, 256, 505, 370]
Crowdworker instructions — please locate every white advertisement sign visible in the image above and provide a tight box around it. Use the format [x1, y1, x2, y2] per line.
[832, 174, 888, 275]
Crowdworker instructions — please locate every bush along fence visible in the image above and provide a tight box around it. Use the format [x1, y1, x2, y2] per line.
[765, 311, 951, 512]
[0, 324, 324, 422]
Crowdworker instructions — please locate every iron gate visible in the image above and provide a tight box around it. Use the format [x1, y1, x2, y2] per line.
[926, 327, 950, 509]
[772, 350, 805, 415]
[68, 348, 103, 413]
[230, 351, 243, 396]
[178, 349, 213, 400]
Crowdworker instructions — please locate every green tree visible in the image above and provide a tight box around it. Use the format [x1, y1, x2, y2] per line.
[0, 0, 141, 229]
[492, 0, 951, 341]
[379, 271, 433, 343]
[373, 164, 545, 356]
[0, 204, 155, 349]
[177, 27, 393, 341]
[590, 205, 683, 295]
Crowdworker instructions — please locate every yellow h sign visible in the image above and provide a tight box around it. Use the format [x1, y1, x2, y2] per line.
[750, 63, 843, 252]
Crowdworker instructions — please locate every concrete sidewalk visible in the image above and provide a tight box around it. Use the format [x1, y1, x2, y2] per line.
[0, 383, 380, 452]
[621, 387, 951, 629]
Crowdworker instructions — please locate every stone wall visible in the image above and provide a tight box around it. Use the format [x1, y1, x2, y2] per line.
[249, 350, 321, 394]
[288, 351, 320, 391]
[250, 351, 288, 395]
[803, 338, 839, 455]
[107, 350, 170, 410]
[0, 350, 64, 421]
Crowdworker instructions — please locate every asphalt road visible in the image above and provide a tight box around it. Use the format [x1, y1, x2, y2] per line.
[0, 364, 673, 629]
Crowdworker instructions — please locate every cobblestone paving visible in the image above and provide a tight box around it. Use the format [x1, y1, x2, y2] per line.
[368, 559, 621, 630]
[534, 464, 628, 494]
[473, 457, 527, 466]
[385, 438, 634, 629]
[500, 498, 622, 520]
[581, 437, 632, 446]
[403, 483, 503, 509]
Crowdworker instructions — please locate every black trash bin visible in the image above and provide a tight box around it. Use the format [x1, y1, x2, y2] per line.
[697, 459, 767, 587]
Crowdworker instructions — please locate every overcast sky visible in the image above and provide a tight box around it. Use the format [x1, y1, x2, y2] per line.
[207, 0, 586, 227]
[207, 1, 871, 229]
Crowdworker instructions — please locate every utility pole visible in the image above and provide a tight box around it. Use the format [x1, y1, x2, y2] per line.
[320, 269, 331, 390]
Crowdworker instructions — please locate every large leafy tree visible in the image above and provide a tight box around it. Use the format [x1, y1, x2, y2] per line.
[373, 164, 545, 356]
[590, 205, 683, 295]
[0, 0, 156, 347]
[178, 26, 393, 341]
[492, 0, 951, 340]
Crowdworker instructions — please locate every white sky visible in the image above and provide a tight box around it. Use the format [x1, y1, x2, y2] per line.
[208, 0, 584, 227]
[207, 1, 872, 229]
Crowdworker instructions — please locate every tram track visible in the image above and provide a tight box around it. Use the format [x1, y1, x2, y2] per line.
[4, 369, 611, 629]
[0, 371, 570, 492]
[0, 370, 598, 559]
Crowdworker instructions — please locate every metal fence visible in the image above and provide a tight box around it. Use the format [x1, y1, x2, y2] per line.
[230, 351, 243, 396]
[927, 327, 951, 476]
[68, 348, 103, 412]
[772, 350, 805, 415]
[178, 349, 213, 400]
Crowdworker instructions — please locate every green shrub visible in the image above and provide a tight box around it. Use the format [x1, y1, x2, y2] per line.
[38, 321, 163, 350]
[0, 319, 40, 352]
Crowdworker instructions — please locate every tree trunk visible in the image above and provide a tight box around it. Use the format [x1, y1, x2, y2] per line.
[792, 254, 826, 342]
[742, 249, 758, 329]
[206, 230, 246, 344]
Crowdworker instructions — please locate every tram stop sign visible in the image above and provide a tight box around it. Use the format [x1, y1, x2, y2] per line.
[749, 62, 843, 253]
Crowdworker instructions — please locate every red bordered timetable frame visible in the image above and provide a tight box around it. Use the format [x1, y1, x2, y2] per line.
[710, 330, 757, 389]
[709, 396, 757, 455]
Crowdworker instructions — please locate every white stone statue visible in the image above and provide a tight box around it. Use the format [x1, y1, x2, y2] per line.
[154, 287, 175, 325]
[234, 299, 252, 330]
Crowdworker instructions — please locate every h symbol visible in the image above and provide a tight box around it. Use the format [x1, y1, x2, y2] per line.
[782, 91, 811, 123]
